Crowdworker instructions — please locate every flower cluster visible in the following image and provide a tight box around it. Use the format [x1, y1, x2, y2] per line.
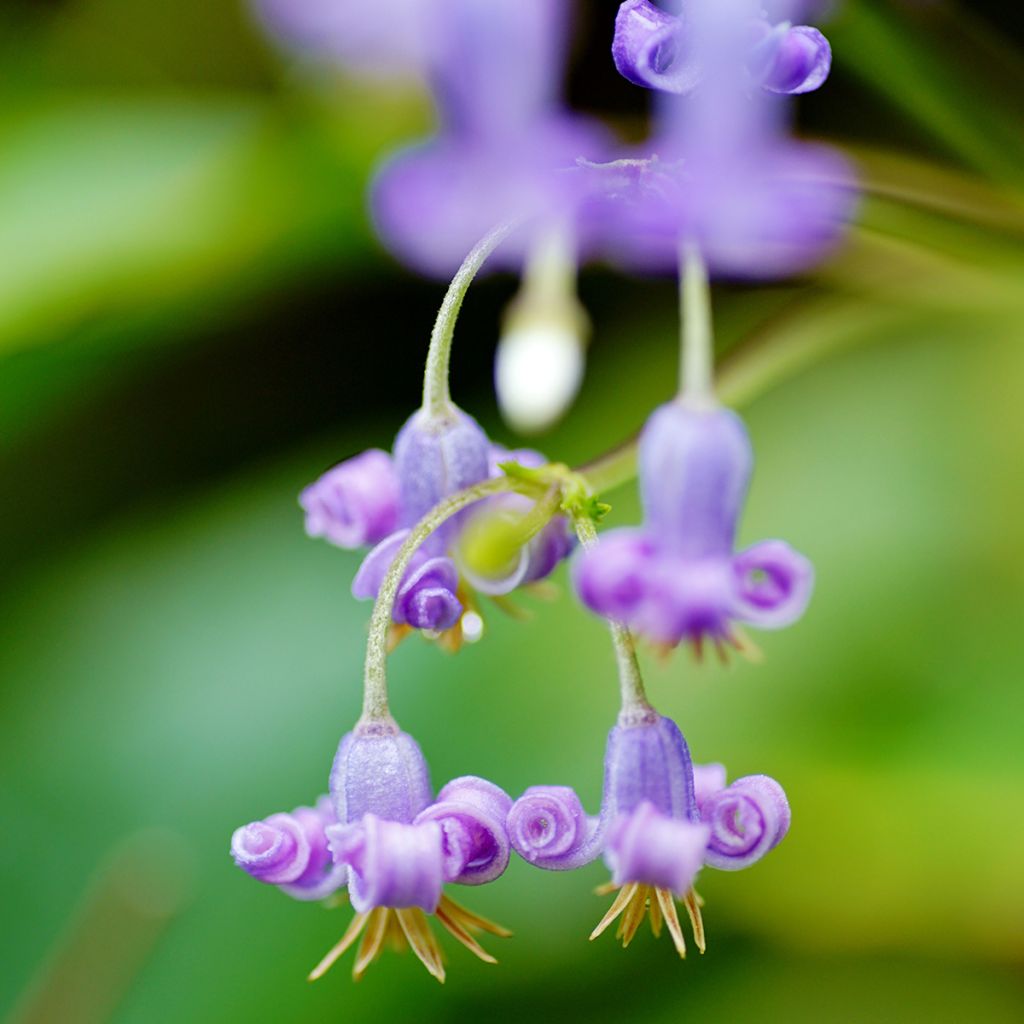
[301, 406, 573, 645]
[232, 0, 849, 985]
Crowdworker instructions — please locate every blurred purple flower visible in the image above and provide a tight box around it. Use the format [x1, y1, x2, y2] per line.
[507, 710, 790, 952]
[253, 0, 429, 79]
[574, 402, 813, 649]
[587, 0, 855, 278]
[613, 0, 831, 96]
[371, 0, 607, 275]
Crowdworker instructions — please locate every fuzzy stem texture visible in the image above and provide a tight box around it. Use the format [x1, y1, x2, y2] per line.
[680, 241, 715, 405]
[570, 512, 653, 723]
[423, 220, 519, 419]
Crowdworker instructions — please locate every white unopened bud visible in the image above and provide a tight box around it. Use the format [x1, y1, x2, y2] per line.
[496, 321, 585, 434]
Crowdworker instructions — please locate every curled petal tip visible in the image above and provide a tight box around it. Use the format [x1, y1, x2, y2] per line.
[733, 540, 814, 629]
[702, 774, 790, 871]
[507, 785, 600, 870]
[612, 0, 700, 95]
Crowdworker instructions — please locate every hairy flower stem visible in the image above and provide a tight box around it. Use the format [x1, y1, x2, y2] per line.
[423, 220, 520, 420]
[570, 513, 653, 723]
[361, 477, 541, 725]
[679, 241, 714, 405]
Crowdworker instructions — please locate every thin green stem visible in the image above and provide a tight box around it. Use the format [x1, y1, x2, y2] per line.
[361, 476, 539, 724]
[570, 513, 653, 722]
[423, 220, 519, 419]
[679, 241, 714, 404]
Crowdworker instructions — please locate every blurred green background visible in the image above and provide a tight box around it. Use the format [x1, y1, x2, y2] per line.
[2, 2, 1023, 1022]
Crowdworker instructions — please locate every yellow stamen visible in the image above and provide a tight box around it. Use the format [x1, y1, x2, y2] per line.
[691, 636, 705, 664]
[308, 912, 369, 981]
[433, 620, 464, 653]
[593, 880, 618, 897]
[617, 885, 651, 947]
[590, 881, 639, 940]
[592, 879, 707, 959]
[648, 889, 663, 938]
[656, 887, 687, 959]
[488, 594, 531, 620]
[383, 910, 407, 952]
[524, 580, 559, 601]
[683, 888, 706, 954]
[386, 623, 413, 653]
[352, 908, 389, 980]
[435, 905, 498, 964]
[711, 637, 730, 665]
[396, 908, 446, 983]
[439, 894, 512, 938]
[730, 626, 764, 663]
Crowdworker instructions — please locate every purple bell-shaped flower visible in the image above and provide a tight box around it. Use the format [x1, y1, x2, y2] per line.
[507, 711, 790, 956]
[574, 402, 814, 651]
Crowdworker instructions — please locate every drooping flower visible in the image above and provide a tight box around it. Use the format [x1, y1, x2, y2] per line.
[371, 0, 607, 276]
[304, 413, 573, 641]
[507, 711, 790, 955]
[232, 720, 513, 981]
[574, 401, 813, 651]
[612, 0, 832, 96]
[585, 0, 855, 279]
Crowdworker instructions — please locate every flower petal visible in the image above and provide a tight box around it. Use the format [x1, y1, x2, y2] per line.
[507, 785, 601, 870]
[606, 802, 710, 895]
[328, 815, 445, 913]
[733, 539, 814, 628]
[612, 0, 701, 94]
[702, 774, 790, 870]
[416, 776, 513, 885]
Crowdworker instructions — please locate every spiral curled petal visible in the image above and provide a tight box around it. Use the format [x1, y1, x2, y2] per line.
[606, 802, 710, 894]
[702, 774, 791, 871]
[231, 796, 347, 900]
[396, 556, 462, 630]
[327, 815, 444, 913]
[416, 776, 513, 885]
[733, 539, 814, 629]
[299, 449, 399, 549]
[507, 785, 601, 870]
[612, 0, 700, 94]
[352, 532, 462, 631]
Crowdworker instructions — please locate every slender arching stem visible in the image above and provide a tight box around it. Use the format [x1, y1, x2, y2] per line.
[570, 512, 653, 722]
[361, 476, 540, 724]
[679, 241, 714, 404]
[422, 220, 520, 419]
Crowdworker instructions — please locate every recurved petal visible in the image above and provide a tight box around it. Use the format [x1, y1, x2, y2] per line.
[573, 528, 654, 622]
[328, 815, 445, 913]
[702, 774, 791, 870]
[612, 0, 701, 94]
[732, 539, 814, 628]
[605, 802, 710, 895]
[416, 776, 513, 885]
[507, 785, 601, 870]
